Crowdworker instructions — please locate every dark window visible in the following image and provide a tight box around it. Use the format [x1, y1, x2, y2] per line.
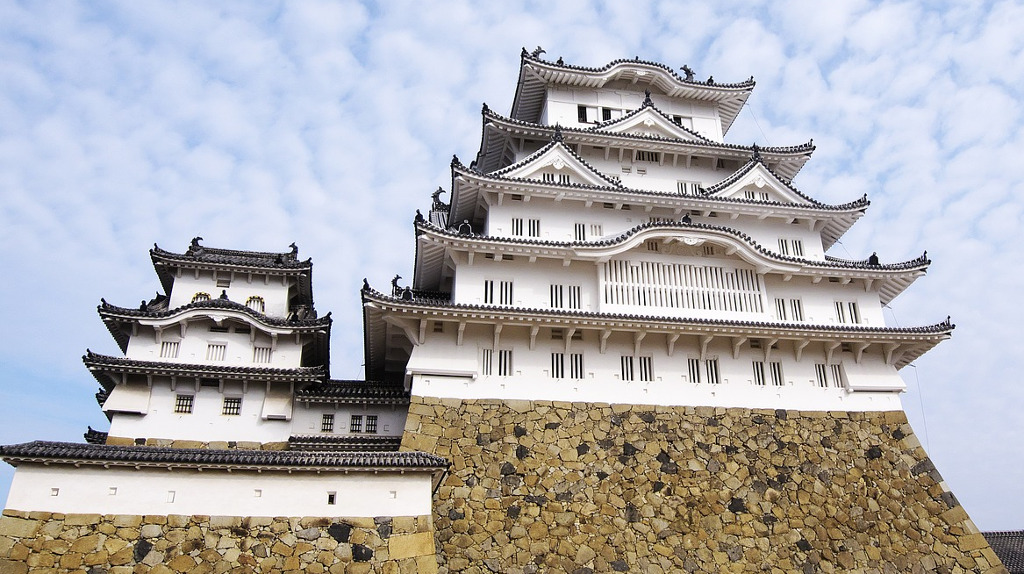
[222, 397, 242, 415]
[174, 395, 194, 414]
[321, 414, 334, 433]
[350, 415, 363, 433]
[366, 415, 378, 434]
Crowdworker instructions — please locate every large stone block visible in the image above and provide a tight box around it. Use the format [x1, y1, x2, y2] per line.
[388, 532, 435, 560]
[0, 518, 37, 538]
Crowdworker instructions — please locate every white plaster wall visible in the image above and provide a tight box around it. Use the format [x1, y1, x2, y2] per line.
[167, 270, 295, 318]
[5, 465, 434, 517]
[407, 327, 905, 412]
[107, 382, 293, 443]
[291, 404, 408, 437]
[762, 275, 884, 327]
[124, 319, 306, 368]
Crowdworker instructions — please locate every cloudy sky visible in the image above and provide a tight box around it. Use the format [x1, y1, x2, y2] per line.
[1, 0, 1021, 529]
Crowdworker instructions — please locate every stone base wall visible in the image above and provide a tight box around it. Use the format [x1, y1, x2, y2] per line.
[104, 436, 290, 450]
[401, 397, 1007, 574]
[0, 511, 437, 574]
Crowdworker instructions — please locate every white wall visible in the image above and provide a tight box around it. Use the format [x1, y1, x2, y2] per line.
[167, 270, 296, 318]
[291, 403, 408, 437]
[406, 326, 905, 412]
[6, 464, 434, 517]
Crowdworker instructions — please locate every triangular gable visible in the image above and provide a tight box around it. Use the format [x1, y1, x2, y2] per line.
[493, 140, 620, 188]
[595, 105, 708, 143]
[704, 159, 816, 206]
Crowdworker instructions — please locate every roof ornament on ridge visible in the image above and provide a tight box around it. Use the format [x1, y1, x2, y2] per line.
[431, 187, 447, 210]
[643, 89, 654, 107]
[530, 46, 545, 58]
[680, 65, 695, 81]
[415, 210, 424, 223]
[751, 143, 762, 163]
[188, 236, 204, 255]
[552, 124, 564, 143]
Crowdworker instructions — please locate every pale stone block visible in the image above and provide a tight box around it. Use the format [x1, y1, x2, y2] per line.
[388, 532, 436, 560]
[0, 517, 38, 538]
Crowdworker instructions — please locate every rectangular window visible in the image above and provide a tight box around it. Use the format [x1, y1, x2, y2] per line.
[687, 358, 702, 383]
[574, 223, 587, 241]
[638, 357, 654, 382]
[160, 341, 180, 359]
[499, 281, 513, 305]
[770, 361, 784, 386]
[366, 415, 378, 433]
[481, 349, 493, 376]
[703, 245, 716, 256]
[835, 301, 860, 324]
[558, 174, 570, 185]
[253, 346, 272, 364]
[752, 361, 766, 386]
[569, 353, 584, 379]
[551, 353, 565, 378]
[815, 363, 829, 388]
[620, 356, 635, 381]
[222, 397, 242, 416]
[174, 394, 194, 414]
[778, 238, 804, 257]
[744, 190, 770, 201]
[636, 151, 659, 162]
[602, 107, 612, 121]
[830, 364, 845, 388]
[677, 181, 700, 194]
[790, 299, 804, 321]
[350, 415, 363, 433]
[550, 285, 563, 308]
[567, 285, 581, 309]
[216, 278, 231, 288]
[321, 413, 334, 433]
[646, 240, 660, 252]
[483, 280, 494, 304]
[206, 343, 227, 361]
[512, 218, 524, 236]
[528, 219, 541, 237]
[578, 105, 588, 123]
[775, 298, 788, 320]
[327, 492, 337, 505]
[498, 350, 513, 376]
[590, 224, 603, 237]
[705, 359, 721, 384]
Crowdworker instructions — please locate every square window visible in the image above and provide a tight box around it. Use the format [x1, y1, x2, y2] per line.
[174, 394, 194, 414]
[327, 492, 337, 505]
[222, 397, 242, 416]
[108, 487, 117, 496]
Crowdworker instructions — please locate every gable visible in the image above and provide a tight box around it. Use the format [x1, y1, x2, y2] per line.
[498, 142, 618, 188]
[597, 107, 706, 142]
[708, 162, 812, 205]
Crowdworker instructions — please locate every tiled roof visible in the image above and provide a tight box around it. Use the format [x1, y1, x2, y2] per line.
[83, 351, 325, 390]
[521, 49, 755, 89]
[984, 531, 1024, 573]
[99, 298, 330, 328]
[417, 219, 923, 272]
[288, 435, 404, 452]
[589, 98, 713, 142]
[0, 441, 448, 470]
[296, 380, 410, 403]
[151, 238, 311, 270]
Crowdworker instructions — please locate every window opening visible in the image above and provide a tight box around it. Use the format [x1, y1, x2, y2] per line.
[253, 346, 272, 364]
[246, 296, 265, 313]
[206, 343, 227, 361]
[350, 415, 363, 433]
[191, 292, 211, 303]
[498, 350, 513, 376]
[366, 415, 378, 433]
[620, 356, 635, 381]
[174, 394, 194, 414]
[222, 397, 242, 416]
[321, 413, 334, 432]
[160, 341, 180, 359]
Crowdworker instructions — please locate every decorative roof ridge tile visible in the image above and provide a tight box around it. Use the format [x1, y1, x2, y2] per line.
[702, 153, 846, 209]
[825, 252, 929, 267]
[363, 286, 955, 336]
[295, 380, 410, 400]
[98, 298, 331, 328]
[481, 106, 815, 155]
[472, 139, 623, 188]
[82, 350, 326, 377]
[520, 48, 755, 90]
[416, 219, 920, 271]
[587, 97, 711, 141]
[0, 440, 448, 469]
[454, 161, 863, 212]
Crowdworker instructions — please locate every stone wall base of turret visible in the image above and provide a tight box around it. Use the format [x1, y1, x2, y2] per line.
[401, 397, 1007, 574]
[0, 510, 437, 573]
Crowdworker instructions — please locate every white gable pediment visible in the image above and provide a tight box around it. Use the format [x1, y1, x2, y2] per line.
[710, 162, 812, 205]
[500, 143, 617, 188]
[598, 107, 705, 142]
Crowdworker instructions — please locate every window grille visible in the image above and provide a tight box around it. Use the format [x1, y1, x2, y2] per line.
[830, 364, 845, 388]
[646, 240, 660, 252]
[209, 325, 229, 333]
[366, 415, 378, 433]
[744, 190, 769, 201]
[350, 415, 363, 433]
[590, 224, 603, 237]
[321, 413, 334, 433]
[775, 298, 788, 320]
[778, 239, 804, 257]
[222, 397, 242, 416]
[551, 353, 565, 378]
[815, 364, 829, 387]
[484, 280, 512, 305]
[620, 356, 635, 381]
[160, 341, 180, 359]
[790, 299, 804, 321]
[574, 223, 587, 241]
[542, 173, 554, 183]
[253, 346, 272, 363]
[216, 279, 231, 288]
[687, 358, 702, 383]
[835, 301, 860, 324]
[551, 329, 564, 341]
[677, 181, 700, 194]
[528, 219, 541, 237]
[569, 353, 584, 379]
[484, 280, 494, 304]
[567, 285, 581, 309]
[636, 151, 659, 162]
[497, 350, 513, 376]
[499, 281, 513, 305]
[770, 362, 784, 386]
[752, 361, 766, 386]
[481, 349, 493, 376]
[192, 292, 211, 303]
[174, 394, 194, 414]
[703, 246, 716, 256]
[246, 296, 265, 313]
[206, 343, 227, 361]
[602, 108, 612, 121]
[602, 260, 764, 314]
[577, 105, 587, 123]
[705, 359, 721, 384]
[559, 174, 570, 185]
[511, 218, 524, 236]
[638, 357, 654, 382]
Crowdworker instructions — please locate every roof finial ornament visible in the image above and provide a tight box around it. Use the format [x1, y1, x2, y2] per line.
[556, 56, 564, 65]
[552, 124, 564, 143]
[188, 236, 204, 255]
[457, 220, 472, 235]
[392, 274, 402, 296]
[751, 143, 762, 162]
[362, 278, 370, 292]
[868, 252, 879, 265]
[140, 300, 147, 311]
[219, 290, 229, 300]
[288, 242, 298, 258]
[415, 209, 424, 223]
[481, 102, 489, 114]
[643, 89, 653, 107]
[432, 187, 447, 210]
[451, 154, 459, 167]
[681, 65, 695, 81]
[531, 46, 545, 58]
[706, 75, 714, 85]
[681, 213, 692, 224]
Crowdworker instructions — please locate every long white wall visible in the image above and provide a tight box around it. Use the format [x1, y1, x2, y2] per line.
[406, 326, 905, 412]
[291, 403, 408, 438]
[167, 270, 296, 318]
[125, 317, 306, 368]
[5, 464, 434, 517]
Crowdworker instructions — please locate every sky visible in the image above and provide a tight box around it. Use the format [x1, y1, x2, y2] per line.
[0, 0, 1021, 530]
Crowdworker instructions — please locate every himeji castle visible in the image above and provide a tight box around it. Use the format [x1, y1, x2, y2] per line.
[0, 49, 1007, 574]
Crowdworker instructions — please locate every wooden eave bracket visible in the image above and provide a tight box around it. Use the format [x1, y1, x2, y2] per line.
[529, 325, 539, 350]
[794, 339, 809, 362]
[731, 336, 747, 359]
[633, 331, 646, 356]
[882, 342, 900, 366]
[824, 341, 841, 365]
[599, 329, 612, 354]
[699, 335, 714, 361]
[667, 333, 680, 356]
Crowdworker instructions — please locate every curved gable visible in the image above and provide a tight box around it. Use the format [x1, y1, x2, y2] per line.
[494, 140, 620, 188]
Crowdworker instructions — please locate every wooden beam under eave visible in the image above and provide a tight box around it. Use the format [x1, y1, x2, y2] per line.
[853, 342, 870, 364]
[666, 333, 679, 356]
[793, 339, 809, 361]
[699, 335, 713, 361]
[456, 322, 466, 346]
[529, 325, 539, 350]
[731, 336, 747, 359]
[600, 329, 612, 354]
